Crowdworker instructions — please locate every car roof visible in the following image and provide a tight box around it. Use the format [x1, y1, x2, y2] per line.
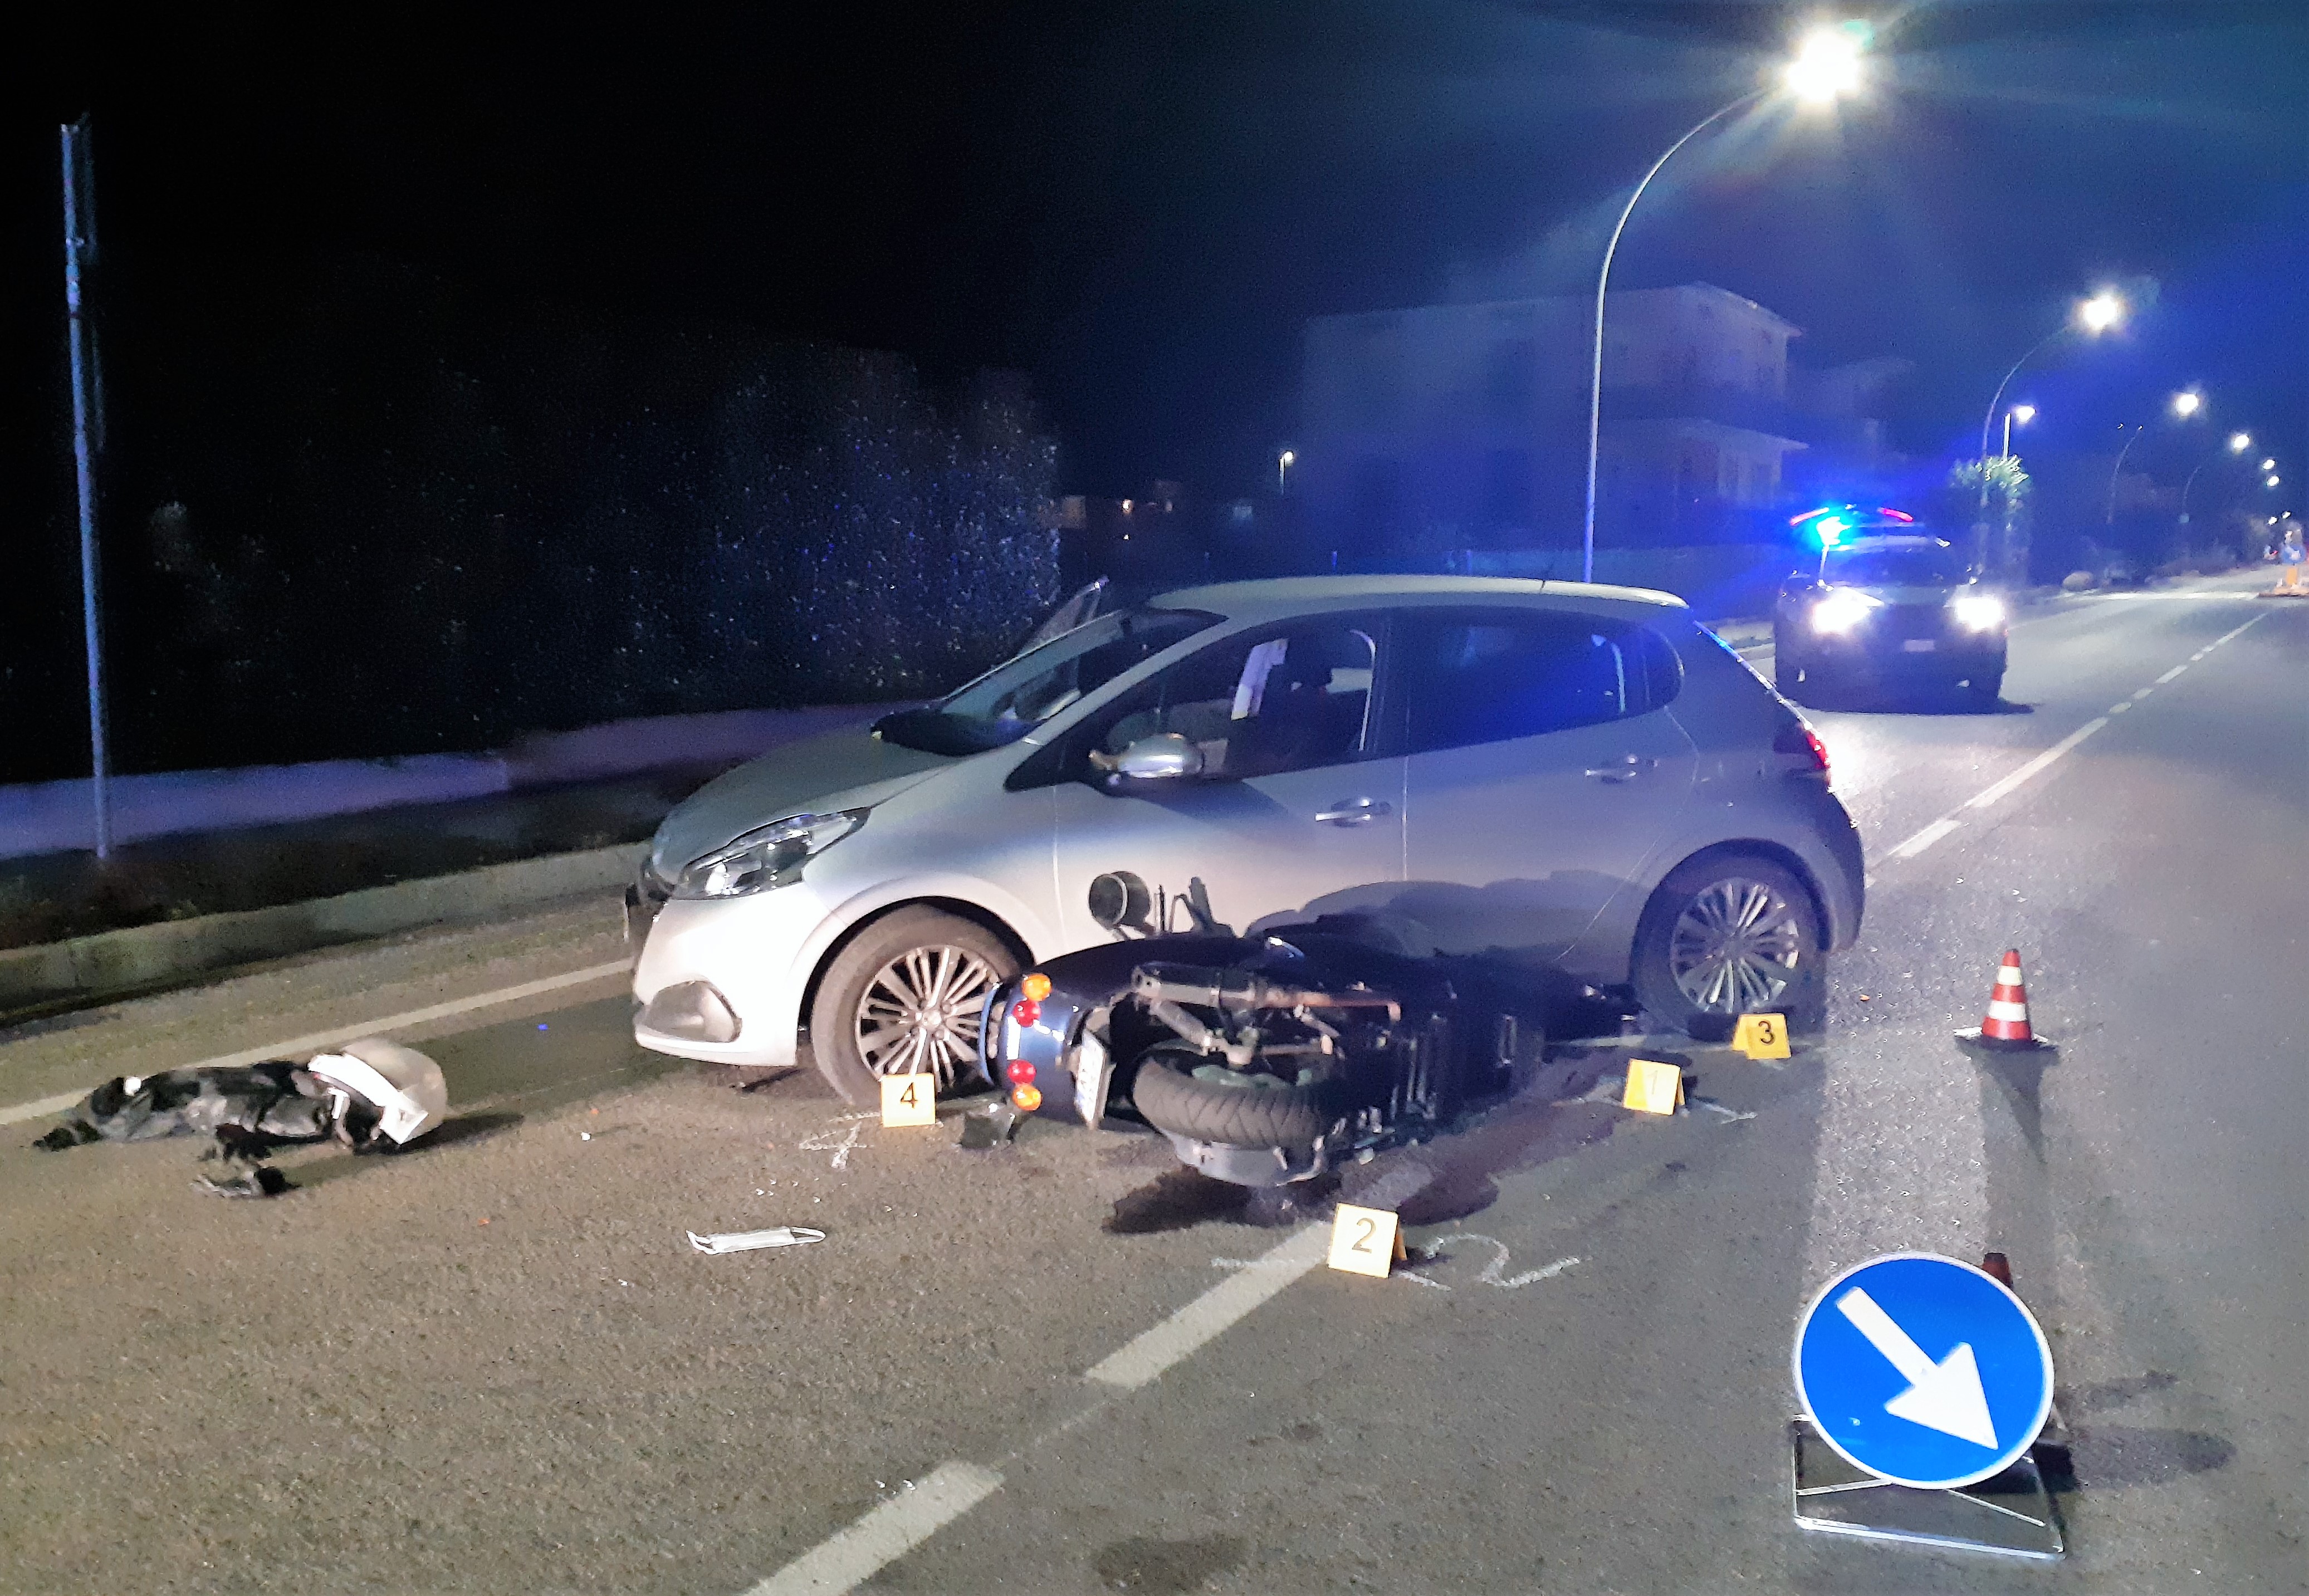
[1148, 574, 1688, 624]
[1831, 534, 1953, 552]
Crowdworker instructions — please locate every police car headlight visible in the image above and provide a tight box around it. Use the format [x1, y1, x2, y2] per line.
[1950, 594, 2007, 631]
[673, 810, 867, 900]
[1810, 590, 1881, 634]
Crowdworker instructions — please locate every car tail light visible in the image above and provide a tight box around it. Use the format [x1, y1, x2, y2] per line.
[1010, 997, 1041, 1028]
[1774, 720, 1831, 782]
[1012, 1084, 1043, 1112]
[1005, 1059, 1036, 1084]
[1019, 972, 1053, 1001]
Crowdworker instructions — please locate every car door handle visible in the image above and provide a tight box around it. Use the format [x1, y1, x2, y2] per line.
[1314, 798, 1392, 825]
[1584, 755, 1656, 783]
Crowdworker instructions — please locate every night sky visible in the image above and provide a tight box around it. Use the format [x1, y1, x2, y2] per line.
[4, 0, 2301, 508]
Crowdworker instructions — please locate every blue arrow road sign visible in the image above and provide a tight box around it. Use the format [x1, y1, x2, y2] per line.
[1794, 1252, 2054, 1490]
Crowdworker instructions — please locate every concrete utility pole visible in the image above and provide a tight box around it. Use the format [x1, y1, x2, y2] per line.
[61, 118, 112, 859]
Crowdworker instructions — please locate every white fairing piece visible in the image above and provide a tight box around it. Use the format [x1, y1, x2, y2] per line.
[307, 1037, 449, 1144]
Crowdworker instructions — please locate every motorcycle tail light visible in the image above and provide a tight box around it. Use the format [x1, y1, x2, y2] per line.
[1012, 1084, 1043, 1112]
[1019, 972, 1052, 1001]
[1005, 1059, 1036, 1084]
[1010, 997, 1041, 1027]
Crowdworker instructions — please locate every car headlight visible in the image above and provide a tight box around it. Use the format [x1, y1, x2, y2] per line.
[1949, 593, 2007, 631]
[1810, 590, 1881, 634]
[672, 810, 868, 900]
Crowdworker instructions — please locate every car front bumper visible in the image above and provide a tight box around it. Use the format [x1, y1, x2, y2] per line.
[630, 878, 839, 1069]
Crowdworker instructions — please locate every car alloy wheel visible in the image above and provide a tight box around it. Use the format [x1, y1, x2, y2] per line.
[1666, 875, 1806, 1013]
[852, 944, 1003, 1089]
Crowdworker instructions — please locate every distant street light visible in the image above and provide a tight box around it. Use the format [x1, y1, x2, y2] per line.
[2269, 475, 2283, 488]
[2002, 403, 2036, 457]
[2260, 457, 2276, 471]
[1977, 292, 2127, 472]
[2181, 421, 2253, 526]
[1579, 23, 1867, 581]
[1277, 448, 1295, 494]
[2170, 389, 2203, 418]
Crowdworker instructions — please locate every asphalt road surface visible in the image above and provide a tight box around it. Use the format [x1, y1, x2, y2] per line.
[2, 572, 2301, 1594]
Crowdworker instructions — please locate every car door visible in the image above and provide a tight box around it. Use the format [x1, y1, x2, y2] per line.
[1034, 615, 1405, 946]
[1395, 607, 1696, 962]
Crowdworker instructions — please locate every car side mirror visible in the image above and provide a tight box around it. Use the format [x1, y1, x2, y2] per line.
[1108, 732, 1204, 785]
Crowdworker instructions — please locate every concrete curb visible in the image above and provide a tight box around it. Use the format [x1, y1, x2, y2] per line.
[0, 842, 642, 1019]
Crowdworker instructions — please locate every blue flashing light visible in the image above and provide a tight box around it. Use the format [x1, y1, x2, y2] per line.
[1815, 516, 1849, 546]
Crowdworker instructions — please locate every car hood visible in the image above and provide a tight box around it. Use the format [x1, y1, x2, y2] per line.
[650, 727, 954, 881]
[1841, 585, 1965, 606]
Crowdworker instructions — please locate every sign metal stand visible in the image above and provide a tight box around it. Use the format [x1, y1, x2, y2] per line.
[1791, 1252, 2067, 1561]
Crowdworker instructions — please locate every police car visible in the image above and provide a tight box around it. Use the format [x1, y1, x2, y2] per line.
[1772, 510, 2007, 706]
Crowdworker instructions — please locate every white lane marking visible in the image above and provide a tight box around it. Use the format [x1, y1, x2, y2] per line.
[1961, 717, 2109, 812]
[2213, 615, 2265, 648]
[2155, 664, 2188, 684]
[2132, 687, 2155, 701]
[1885, 817, 1960, 860]
[0, 959, 630, 1127]
[2110, 702, 2131, 714]
[1085, 1223, 1332, 1389]
[0, 1089, 92, 1128]
[740, 1461, 1004, 1596]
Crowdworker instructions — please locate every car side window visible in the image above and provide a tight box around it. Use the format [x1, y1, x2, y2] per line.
[1077, 620, 1379, 780]
[1402, 611, 1681, 755]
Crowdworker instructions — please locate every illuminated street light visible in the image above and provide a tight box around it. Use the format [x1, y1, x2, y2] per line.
[1579, 22, 1867, 581]
[2171, 390, 2203, 418]
[2269, 475, 2283, 488]
[1277, 448, 1295, 493]
[1784, 27, 1866, 103]
[2076, 292, 2125, 333]
[2229, 432, 2252, 452]
[1979, 292, 2125, 468]
[2260, 458, 2276, 471]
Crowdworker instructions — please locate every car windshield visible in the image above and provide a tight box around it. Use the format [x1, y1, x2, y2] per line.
[873, 606, 1220, 756]
[1824, 545, 1966, 587]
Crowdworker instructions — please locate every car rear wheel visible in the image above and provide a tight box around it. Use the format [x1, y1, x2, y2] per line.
[808, 906, 1017, 1107]
[1633, 855, 1826, 1040]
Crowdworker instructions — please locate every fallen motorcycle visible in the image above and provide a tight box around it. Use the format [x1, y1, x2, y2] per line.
[978, 873, 1553, 1186]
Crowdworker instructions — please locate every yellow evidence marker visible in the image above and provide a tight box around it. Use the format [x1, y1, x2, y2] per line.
[1622, 1058, 1686, 1115]
[1732, 1011, 1792, 1060]
[879, 1071, 938, 1128]
[1327, 1203, 1408, 1278]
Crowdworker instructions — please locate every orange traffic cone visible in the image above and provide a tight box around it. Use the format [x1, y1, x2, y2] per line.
[1956, 949, 2054, 1052]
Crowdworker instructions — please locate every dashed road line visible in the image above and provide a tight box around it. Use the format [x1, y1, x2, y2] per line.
[1085, 1220, 1333, 1388]
[1870, 614, 2266, 869]
[740, 1463, 1005, 1596]
[0, 959, 632, 1127]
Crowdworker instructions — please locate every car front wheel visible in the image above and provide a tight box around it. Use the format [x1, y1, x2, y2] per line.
[808, 905, 1018, 1107]
[1632, 855, 1826, 1040]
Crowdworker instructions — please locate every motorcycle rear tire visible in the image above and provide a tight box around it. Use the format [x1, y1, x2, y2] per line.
[1130, 1047, 1337, 1152]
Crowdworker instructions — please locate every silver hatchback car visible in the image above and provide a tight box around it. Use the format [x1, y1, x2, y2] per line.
[628, 576, 1863, 1104]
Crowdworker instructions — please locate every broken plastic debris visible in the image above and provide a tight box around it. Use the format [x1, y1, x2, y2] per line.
[956, 1101, 1023, 1150]
[688, 1226, 828, 1255]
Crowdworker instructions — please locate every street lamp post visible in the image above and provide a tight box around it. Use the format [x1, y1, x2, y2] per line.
[2105, 425, 2144, 526]
[1973, 293, 2123, 573]
[1578, 26, 1863, 583]
[2180, 429, 2252, 527]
